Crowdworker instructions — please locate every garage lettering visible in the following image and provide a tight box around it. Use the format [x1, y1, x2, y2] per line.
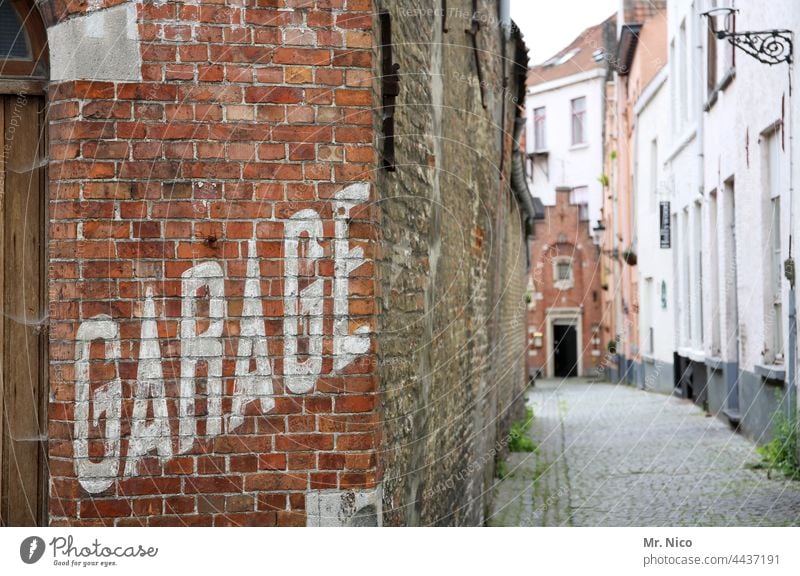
[73, 183, 370, 493]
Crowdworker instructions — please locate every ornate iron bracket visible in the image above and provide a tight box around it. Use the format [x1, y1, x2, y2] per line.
[719, 29, 793, 66]
[703, 8, 793, 66]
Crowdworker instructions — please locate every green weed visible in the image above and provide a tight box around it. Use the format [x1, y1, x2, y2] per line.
[508, 407, 537, 453]
[757, 408, 799, 480]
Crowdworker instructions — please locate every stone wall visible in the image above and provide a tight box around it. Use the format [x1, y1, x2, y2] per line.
[374, 0, 529, 526]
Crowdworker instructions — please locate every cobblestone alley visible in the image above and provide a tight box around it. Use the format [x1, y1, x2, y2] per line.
[489, 379, 800, 526]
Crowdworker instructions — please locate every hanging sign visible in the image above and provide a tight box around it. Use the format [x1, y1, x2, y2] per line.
[660, 201, 671, 249]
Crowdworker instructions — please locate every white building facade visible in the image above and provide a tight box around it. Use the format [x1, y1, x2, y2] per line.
[700, 0, 798, 442]
[526, 20, 612, 236]
[634, 66, 675, 394]
[663, 0, 706, 406]
[661, 0, 799, 443]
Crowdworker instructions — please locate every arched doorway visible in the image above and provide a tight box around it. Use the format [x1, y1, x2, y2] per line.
[0, 0, 48, 526]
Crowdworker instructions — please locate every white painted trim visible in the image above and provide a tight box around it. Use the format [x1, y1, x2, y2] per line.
[545, 308, 584, 378]
[552, 256, 575, 291]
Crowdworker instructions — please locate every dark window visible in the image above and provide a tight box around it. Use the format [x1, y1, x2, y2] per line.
[707, 19, 717, 94]
[0, 1, 30, 60]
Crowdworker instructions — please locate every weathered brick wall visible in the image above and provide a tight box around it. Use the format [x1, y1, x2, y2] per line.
[47, 0, 382, 526]
[39, 0, 527, 527]
[374, 0, 529, 526]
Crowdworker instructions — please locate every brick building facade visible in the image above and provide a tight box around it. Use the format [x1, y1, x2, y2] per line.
[528, 188, 605, 379]
[0, 0, 532, 526]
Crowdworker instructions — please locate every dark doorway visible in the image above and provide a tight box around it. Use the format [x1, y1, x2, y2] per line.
[553, 324, 578, 378]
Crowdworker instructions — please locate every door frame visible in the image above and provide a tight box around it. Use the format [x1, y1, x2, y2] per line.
[0, 84, 49, 527]
[546, 308, 583, 378]
[0, 0, 49, 527]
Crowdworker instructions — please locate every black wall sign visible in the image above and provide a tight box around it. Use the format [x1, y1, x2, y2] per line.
[660, 202, 671, 249]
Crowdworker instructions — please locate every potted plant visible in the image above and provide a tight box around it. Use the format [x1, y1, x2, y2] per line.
[622, 246, 638, 266]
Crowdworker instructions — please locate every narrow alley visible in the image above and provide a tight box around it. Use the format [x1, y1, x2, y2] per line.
[489, 379, 800, 527]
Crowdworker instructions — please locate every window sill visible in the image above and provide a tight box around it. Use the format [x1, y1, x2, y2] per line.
[705, 356, 724, 371]
[754, 363, 785, 382]
[569, 143, 589, 151]
[677, 347, 705, 363]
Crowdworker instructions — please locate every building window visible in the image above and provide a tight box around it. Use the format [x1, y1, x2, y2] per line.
[678, 20, 689, 125]
[553, 257, 574, 290]
[571, 186, 589, 221]
[706, 0, 735, 98]
[557, 262, 571, 281]
[765, 128, 784, 363]
[0, 1, 30, 60]
[693, 201, 703, 347]
[709, 190, 721, 356]
[723, 178, 738, 361]
[643, 277, 654, 355]
[669, 38, 677, 133]
[0, 0, 47, 78]
[571, 97, 586, 145]
[533, 106, 547, 151]
[650, 138, 658, 200]
[681, 209, 691, 347]
[706, 12, 717, 94]
[770, 196, 783, 361]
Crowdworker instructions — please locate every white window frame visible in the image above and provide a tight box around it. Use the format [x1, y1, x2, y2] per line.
[571, 97, 586, 146]
[553, 256, 574, 291]
[533, 106, 547, 151]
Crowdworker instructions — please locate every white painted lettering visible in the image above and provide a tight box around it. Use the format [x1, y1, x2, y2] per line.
[179, 262, 226, 453]
[124, 289, 172, 476]
[229, 239, 275, 432]
[283, 209, 324, 394]
[74, 316, 122, 493]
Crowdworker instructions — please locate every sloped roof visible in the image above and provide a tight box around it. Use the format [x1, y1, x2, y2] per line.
[528, 14, 616, 89]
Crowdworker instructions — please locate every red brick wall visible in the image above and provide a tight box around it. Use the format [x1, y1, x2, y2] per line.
[528, 188, 606, 378]
[46, 0, 381, 526]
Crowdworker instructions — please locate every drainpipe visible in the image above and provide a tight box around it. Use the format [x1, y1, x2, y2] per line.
[787, 58, 797, 428]
[499, 0, 511, 39]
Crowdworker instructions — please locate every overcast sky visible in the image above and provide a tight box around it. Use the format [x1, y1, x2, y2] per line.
[511, 0, 619, 65]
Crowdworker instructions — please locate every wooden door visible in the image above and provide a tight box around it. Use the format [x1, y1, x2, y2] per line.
[0, 93, 46, 526]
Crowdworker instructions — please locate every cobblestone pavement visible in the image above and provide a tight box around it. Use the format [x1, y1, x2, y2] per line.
[488, 378, 800, 526]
